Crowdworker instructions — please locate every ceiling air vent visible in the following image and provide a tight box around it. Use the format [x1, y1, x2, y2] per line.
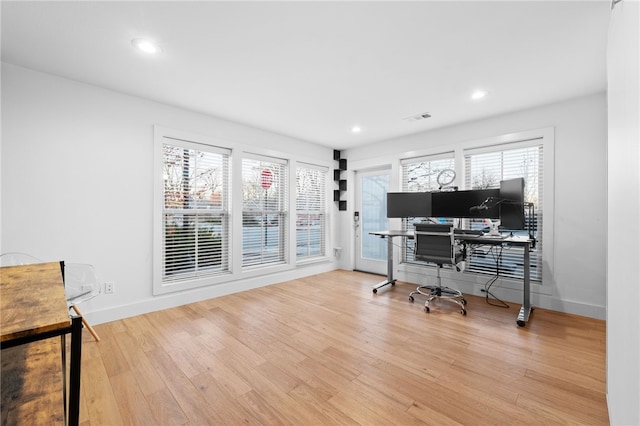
[403, 112, 431, 122]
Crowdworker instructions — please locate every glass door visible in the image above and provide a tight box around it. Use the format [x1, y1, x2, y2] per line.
[354, 168, 390, 274]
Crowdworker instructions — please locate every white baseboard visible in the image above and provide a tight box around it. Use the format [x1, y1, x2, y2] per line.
[85, 262, 336, 325]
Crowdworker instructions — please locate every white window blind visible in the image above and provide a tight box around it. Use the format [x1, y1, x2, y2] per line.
[464, 141, 543, 281]
[401, 154, 455, 263]
[161, 140, 230, 281]
[296, 164, 327, 260]
[242, 156, 288, 268]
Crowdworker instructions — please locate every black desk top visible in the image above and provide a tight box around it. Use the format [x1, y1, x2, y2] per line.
[371, 229, 533, 246]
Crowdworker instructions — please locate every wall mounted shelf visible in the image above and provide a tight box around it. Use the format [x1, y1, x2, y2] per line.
[333, 150, 347, 211]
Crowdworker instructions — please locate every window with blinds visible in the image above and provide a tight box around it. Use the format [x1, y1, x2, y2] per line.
[161, 141, 230, 281]
[242, 156, 288, 268]
[402, 154, 456, 192]
[464, 141, 543, 281]
[296, 164, 327, 260]
[401, 154, 455, 263]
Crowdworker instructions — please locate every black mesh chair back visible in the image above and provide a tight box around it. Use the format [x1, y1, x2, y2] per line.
[409, 223, 467, 315]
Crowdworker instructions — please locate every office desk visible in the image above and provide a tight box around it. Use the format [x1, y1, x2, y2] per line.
[1, 262, 83, 426]
[369, 230, 414, 293]
[456, 234, 534, 326]
[370, 230, 535, 326]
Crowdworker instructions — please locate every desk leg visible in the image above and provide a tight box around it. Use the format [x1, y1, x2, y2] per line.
[61, 334, 67, 425]
[373, 236, 396, 293]
[68, 315, 82, 426]
[517, 244, 533, 327]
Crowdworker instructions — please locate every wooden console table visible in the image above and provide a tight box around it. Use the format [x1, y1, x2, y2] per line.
[1, 262, 82, 426]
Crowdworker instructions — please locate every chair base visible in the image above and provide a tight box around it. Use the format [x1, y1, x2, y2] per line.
[409, 284, 467, 315]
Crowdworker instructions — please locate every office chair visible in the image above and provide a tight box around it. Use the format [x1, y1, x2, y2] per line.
[409, 224, 467, 315]
[0, 252, 41, 267]
[0, 252, 102, 341]
[63, 263, 102, 341]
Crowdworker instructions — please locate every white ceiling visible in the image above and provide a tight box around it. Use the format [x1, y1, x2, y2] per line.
[1, 1, 611, 149]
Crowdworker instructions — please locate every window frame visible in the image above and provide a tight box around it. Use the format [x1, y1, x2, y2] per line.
[463, 140, 544, 282]
[240, 153, 289, 269]
[295, 162, 329, 263]
[458, 129, 554, 296]
[400, 152, 456, 264]
[153, 127, 232, 295]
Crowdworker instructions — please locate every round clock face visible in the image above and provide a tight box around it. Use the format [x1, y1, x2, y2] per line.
[437, 169, 456, 186]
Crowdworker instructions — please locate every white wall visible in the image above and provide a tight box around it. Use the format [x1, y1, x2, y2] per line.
[1, 63, 339, 325]
[340, 92, 608, 319]
[606, 1, 639, 424]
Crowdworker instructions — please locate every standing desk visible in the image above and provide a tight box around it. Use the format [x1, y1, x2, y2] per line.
[456, 234, 534, 326]
[370, 230, 535, 326]
[1, 262, 83, 426]
[369, 230, 413, 293]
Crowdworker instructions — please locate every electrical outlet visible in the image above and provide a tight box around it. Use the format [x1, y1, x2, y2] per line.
[104, 282, 114, 294]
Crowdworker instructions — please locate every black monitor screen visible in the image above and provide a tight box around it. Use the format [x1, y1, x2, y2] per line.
[499, 178, 525, 229]
[386, 192, 431, 218]
[431, 189, 501, 219]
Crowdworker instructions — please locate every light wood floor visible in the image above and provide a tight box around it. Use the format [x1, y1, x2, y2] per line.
[77, 270, 608, 425]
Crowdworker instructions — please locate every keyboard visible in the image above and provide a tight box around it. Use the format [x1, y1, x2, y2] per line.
[482, 234, 506, 240]
[454, 229, 483, 236]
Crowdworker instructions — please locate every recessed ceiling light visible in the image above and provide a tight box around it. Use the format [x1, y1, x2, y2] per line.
[351, 126, 361, 133]
[131, 38, 161, 54]
[471, 90, 488, 100]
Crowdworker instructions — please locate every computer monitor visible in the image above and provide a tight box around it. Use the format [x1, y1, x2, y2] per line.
[386, 192, 432, 218]
[499, 178, 526, 229]
[430, 188, 501, 219]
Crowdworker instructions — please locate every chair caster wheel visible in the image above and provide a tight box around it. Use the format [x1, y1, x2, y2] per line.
[461, 298, 467, 305]
[409, 296, 414, 302]
[425, 306, 430, 313]
[461, 309, 467, 316]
